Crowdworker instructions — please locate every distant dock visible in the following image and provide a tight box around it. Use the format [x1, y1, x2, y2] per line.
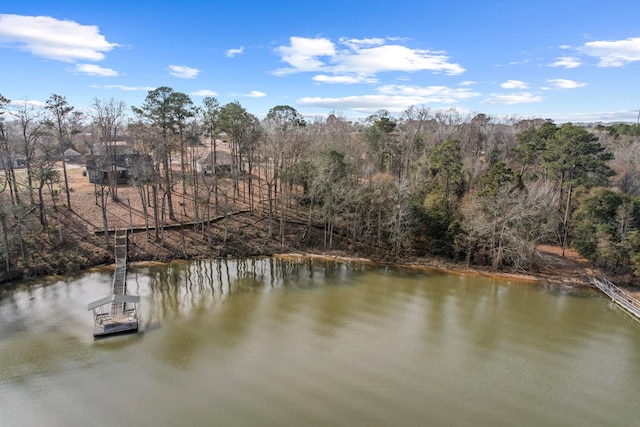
[87, 230, 140, 337]
[590, 277, 640, 321]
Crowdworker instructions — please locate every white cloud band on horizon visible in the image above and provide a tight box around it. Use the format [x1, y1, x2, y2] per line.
[0, 14, 118, 62]
[8, 99, 45, 107]
[93, 84, 156, 92]
[298, 83, 479, 113]
[483, 92, 543, 105]
[542, 110, 639, 123]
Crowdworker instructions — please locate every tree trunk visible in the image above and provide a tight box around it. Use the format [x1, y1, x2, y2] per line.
[267, 182, 274, 239]
[100, 186, 110, 249]
[48, 183, 63, 243]
[280, 182, 285, 248]
[152, 184, 159, 242]
[162, 156, 175, 220]
[561, 184, 573, 256]
[8, 163, 20, 206]
[61, 157, 71, 210]
[213, 140, 219, 213]
[38, 182, 47, 226]
[139, 186, 150, 241]
[0, 212, 10, 272]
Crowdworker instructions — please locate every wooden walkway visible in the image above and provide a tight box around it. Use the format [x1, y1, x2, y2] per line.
[87, 230, 140, 337]
[90, 210, 252, 235]
[590, 277, 640, 321]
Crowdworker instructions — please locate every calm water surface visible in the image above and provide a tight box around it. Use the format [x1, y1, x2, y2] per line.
[1, 257, 640, 426]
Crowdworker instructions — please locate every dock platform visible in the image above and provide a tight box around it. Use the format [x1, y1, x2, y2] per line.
[87, 230, 140, 337]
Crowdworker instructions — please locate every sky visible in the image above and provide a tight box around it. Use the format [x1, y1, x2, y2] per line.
[1, 0, 640, 123]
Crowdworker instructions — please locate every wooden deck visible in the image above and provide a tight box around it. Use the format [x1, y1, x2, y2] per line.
[590, 277, 640, 321]
[88, 230, 140, 337]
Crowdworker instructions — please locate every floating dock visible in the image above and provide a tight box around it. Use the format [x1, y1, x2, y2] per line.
[87, 230, 140, 337]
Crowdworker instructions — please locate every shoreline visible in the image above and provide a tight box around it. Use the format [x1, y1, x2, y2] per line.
[0, 225, 597, 292]
[275, 252, 589, 287]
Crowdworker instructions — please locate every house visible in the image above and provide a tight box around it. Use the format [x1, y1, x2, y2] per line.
[64, 148, 82, 163]
[85, 153, 152, 185]
[91, 141, 133, 157]
[195, 150, 235, 175]
[0, 153, 27, 169]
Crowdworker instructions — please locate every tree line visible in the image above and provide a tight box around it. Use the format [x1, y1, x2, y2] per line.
[1, 88, 639, 283]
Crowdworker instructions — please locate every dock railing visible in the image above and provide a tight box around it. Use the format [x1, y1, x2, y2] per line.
[589, 277, 640, 320]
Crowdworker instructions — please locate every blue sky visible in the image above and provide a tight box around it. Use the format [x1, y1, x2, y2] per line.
[2, 0, 640, 123]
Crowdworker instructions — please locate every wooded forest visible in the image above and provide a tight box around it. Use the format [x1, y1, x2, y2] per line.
[2, 88, 640, 284]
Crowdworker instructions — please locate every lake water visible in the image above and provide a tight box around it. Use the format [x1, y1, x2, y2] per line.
[1, 257, 640, 426]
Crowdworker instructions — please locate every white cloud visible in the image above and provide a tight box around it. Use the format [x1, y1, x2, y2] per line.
[546, 78, 586, 89]
[298, 95, 427, 113]
[274, 36, 464, 79]
[546, 109, 640, 123]
[226, 46, 244, 58]
[549, 56, 582, 68]
[8, 99, 45, 107]
[169, 65, 200, 79]
[298, 84, 479, 113]
[0, 14, 118, 62]
[582, 37, 640, 67]
[191, 89, 218, 97]
[483, 92, 543, 105]
[274, 36, 336, 74]
[338, 37, 385, 50]
[337, 44, 465, 75]
[312, 74, 377, 84]
[378, 84, 479, 102]
[244, 91, 266, 98]
[459, 80, 476, 86]
[501, 80, 528, 89]
[507, 59, 531, 66]
[94, 84, 156, 92]
[75, 63, 118, 76]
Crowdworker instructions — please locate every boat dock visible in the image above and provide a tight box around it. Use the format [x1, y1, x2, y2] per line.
[87, 230, 140, 337]
[590, 276, 640, 321]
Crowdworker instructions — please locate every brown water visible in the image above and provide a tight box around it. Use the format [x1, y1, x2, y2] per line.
[1, 257, 640, 426]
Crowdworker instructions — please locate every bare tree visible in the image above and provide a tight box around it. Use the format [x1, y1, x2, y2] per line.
[7, 101, 47, 206]
[45, 94, 82, 210]
[133, 87, 180, 222]
[128, 121, 162, 241]
[0, 94, 21, 206]
[89, 97, 127, 201]
[262, 105, 306, 239]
